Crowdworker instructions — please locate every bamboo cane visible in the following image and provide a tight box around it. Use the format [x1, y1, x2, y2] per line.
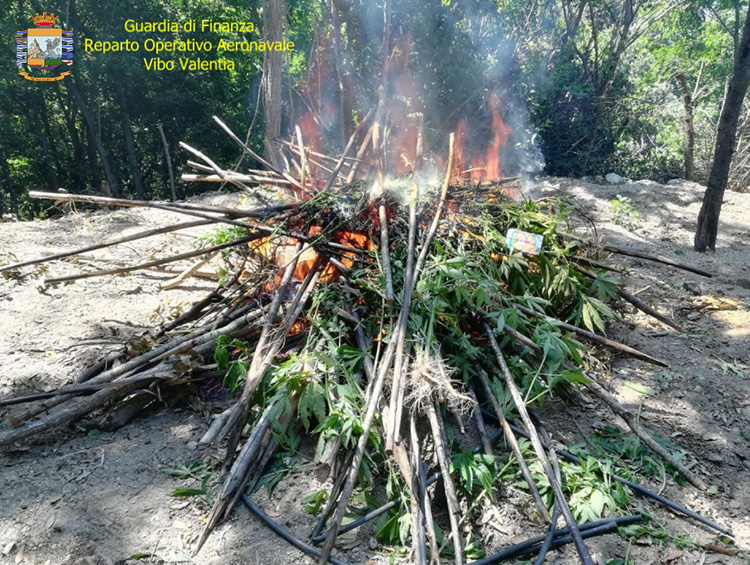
[44, 233, 265, 285]
[575, 266, 682, 331]
[561, 233, 713, 278]
[212, 116, 314, 197]
[514, 304, 668, 367]
[410, 415, 428, 565]
[476, 370, 549, 522]
[0, 219, 212, 273]
[322, 108, 374, 192]
[179, 141, 252, 192]
[426, 398, 464, 565]
[483, 323, 592, 565]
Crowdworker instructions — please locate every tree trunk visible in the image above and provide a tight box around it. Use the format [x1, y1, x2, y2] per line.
[676, 72, 695, 181]
[262, 0, 285, 167]
[157, 124, 177, 202]
[113, 73, 144, 199]
[329, 0, 353, 146]
[695, 3, 750, 252]
[0, 145, 15, 216]
[67, 78, 119, 197]
[59, 85, 87, 190]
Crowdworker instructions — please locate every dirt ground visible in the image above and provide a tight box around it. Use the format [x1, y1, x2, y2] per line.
[1, 179, 749, 565]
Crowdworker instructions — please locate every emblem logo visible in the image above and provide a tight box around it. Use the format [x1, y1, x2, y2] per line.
[17, 12, 73, 82]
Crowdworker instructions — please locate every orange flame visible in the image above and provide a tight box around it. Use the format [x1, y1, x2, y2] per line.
[451, 93, 512, 184]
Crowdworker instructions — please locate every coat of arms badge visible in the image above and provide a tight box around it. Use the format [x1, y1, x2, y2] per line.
[16, 12, 73, 82]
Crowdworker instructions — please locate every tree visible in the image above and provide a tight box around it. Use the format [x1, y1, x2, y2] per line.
[676, 63, 705, 181]
[263, 0, 286, 167]
[695, 2, 750, 252]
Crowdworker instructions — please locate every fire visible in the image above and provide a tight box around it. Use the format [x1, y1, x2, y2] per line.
[452, 94, 512, 184]
[384, 38, 423, 176]
[484, 93, 511, 181]
[290, 33, 518, 199]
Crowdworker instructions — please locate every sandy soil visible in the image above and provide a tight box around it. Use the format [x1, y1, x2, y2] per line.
[0, 179, 748, 565]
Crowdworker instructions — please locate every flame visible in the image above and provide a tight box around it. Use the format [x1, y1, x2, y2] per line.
[484, 93, 511, 181]
[382, 38, 424, 176]
[451, 94, 512, 184]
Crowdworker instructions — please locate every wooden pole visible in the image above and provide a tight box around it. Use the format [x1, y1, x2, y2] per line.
[157, 123, 177, 201]
[44, 233, 265, 284]
[28, 190, 297, 219]
[483, 323, 593, 565]
[0, 219, 211, 273]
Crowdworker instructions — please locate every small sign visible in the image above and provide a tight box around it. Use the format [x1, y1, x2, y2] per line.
[506, 228, 543, 256]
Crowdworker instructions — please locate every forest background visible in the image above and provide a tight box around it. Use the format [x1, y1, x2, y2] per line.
[1, 0, 748, 221]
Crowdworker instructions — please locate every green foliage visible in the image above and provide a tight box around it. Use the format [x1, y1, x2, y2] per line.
[451, 451, 497, 495]
[214, 334, 251, 392]
[610, 195, 642, 229]
[163, 458, 221, 507]
[301, 489, 328, 514]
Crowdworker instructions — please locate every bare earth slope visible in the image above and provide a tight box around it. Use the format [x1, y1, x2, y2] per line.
[0, 180, 748, 565]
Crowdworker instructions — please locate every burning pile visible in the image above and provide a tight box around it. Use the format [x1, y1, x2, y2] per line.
[0, 111, 729, 564]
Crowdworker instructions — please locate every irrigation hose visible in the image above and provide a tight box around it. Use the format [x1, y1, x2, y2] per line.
[471, 515, 643, 564]
[242, 494, 351, 565]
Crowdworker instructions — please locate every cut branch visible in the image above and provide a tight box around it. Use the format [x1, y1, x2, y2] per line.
[515, 304, 668, 367]
[44, 233, 265, 285]
[0, 219, 212, 273]
[483, 323, 592, 565]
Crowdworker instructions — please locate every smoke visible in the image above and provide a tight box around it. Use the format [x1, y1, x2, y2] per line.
[293, 0, 544, 183]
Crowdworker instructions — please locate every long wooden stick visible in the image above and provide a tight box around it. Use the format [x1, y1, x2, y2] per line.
[412, 133, 455, 287]
[9, 305, 265, 427]
[378, 202, 394, 302]
[500, 325, 705, 489]
[514, 304, 668, 367]
[212, 116, 314, 197]
[186, 159, 287, 182]
[0, 219, 212, 273]
[220, 243, 305, 462]
[618, 285, 683, 332]
[470, 389, 494, 456]
[426, 398, 464, 565]
[409, 415, 427, 565]
[295, 125, 309, 186]
[157, 123, 177, 201]
[322, 109, 374, 192]
[0, 366, 167, 446]
[421, 458, 440, 565]
[603, 245, 713, 278]
[317, 314, 403, 563]
[576, 266, 682, 331]
[195, 396, 279, 553]
[44, 233, 264, 284]
[345, 123, 375, 183]
[28, 191, 297, 219]
[483, 323, 592, 565]
[386, 117, 423, 450]
[386, 131, 454, 449]
[561, 233, 713, 278]
[181, 173, 293, 186]
[585, 379, 706, 490]
[534, 422, 563, 565]
[0, 372, 170, 407]
[476, 370, 549, 521]
[178, 141, 252, 192]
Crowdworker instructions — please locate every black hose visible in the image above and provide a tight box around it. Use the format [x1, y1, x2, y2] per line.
[533, 505, 559, 565]
[470, 515, 643, 565]
[312, 405, 728, 548]
[310, 428, 509, 545]
[480, 408, 731, 536]
[242, 494, 352, 565]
